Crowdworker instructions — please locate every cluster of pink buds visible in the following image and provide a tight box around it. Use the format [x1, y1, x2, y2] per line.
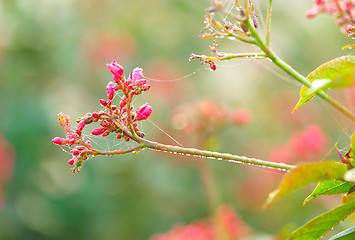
[52, 113, 97, 173]
[306, 0, 355, 37]
[107, 61, 151, 96]
[52, 61, 153, 173]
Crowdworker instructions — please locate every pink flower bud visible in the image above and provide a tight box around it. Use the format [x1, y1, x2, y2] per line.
[106, 60, 124, 81]
[135, 103, 152, 121]
[75, 120, 86, 135]
[68, 158, 75, 165]
[100, 99, 108, 106]
[92, 112, 99, 118]
[209, 61, 216, 71]
[102, 131, 110, 137]
[92, 128, 105, 135]
[52, 137, 67, 145]
[233, 109, 251, 125]
[120, 95, 127, 108]
[68, 137, 76, 146]
[129, 67, 143, 81]
[106, 82, 115, 100]
[71, 149, 80, 155]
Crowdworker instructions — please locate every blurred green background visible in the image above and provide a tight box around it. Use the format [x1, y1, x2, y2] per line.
[1, 0, 355, 239]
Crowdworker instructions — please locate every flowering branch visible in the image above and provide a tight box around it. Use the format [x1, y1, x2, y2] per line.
[52, 61, 295, 174]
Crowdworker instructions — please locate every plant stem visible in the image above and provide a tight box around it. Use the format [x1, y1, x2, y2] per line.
[245, 20, 355, 122]
[266, 0, 272, 47]
[191, 52, 265, 62]
[108, 118, 294, 172]
[135, 137, 295, 172]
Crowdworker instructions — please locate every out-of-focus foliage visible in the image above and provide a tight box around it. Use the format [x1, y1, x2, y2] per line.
[1, 0, 355, 239]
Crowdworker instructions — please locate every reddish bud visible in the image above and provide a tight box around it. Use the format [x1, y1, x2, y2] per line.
[120, 95, 127, 108]
[71, 149, 80, 155]
[209, 61, 216, 71]
[92, 128, 105, 135]
[106, 60, 124, 81]
[100, 99, 108, 106]
[106, 82, 115, 100]
[102, 131, 110, 137]
[68, 159, 75, 165]
[52, 137, 67, 145]
[92, 112, 99, 118]
[135, 103, 152, 121]
[76, 120, 86, 135]
[129, 67, 143, 81]
[68, 137, 76, 146]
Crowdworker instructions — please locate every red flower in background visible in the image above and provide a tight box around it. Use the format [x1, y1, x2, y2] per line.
[269, 125, 327, 164]
[150, 205, 249, 240]
[0, 133, 16, 210]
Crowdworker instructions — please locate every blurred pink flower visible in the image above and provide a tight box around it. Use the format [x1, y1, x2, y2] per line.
[289, 125, 326, 159]
[232, 109, 252, 125]
[82, 31, 136, 64]
[0, 133, 16, 209]
[269, 125, 327, 164]
[150, 205, 249, 240]
[269, 144, 292, 164]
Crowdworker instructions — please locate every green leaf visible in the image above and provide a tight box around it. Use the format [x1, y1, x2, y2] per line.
[303, 180, 353, 206]
[329, 227, 355, 240]
[265, 161, 348, 208]
[287, 201, 355, 240]
[350, 130, 355, 159]
[293, 56, 355, 112]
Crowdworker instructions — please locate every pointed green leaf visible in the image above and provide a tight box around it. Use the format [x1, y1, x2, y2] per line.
[293, 56, 355, 112]
[303, 180, 353, 206]
[350, 131, 355, 159]
[329, 227, 355, 240]
[265, 161, 348, 208]
[287, 200, 355, 240]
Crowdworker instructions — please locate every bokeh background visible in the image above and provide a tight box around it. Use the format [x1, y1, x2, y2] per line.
[1, 0, 355, 239]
